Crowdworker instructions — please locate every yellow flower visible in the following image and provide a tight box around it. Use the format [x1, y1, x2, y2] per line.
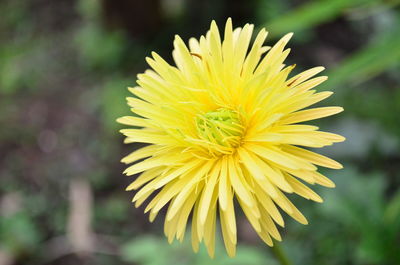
[118, 18, 345, 257]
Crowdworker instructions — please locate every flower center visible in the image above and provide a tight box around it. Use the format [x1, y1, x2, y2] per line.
[195, 108, 243, 148]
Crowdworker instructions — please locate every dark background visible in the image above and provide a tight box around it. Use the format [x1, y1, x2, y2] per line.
[0, 0, 399, 264]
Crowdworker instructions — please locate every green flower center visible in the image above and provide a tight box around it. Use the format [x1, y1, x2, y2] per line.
[195, 108, 243, 148]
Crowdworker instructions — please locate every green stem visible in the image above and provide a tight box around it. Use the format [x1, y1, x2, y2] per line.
[270, 241, 292, 265]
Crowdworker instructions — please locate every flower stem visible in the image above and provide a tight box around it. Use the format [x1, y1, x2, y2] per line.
[271, 241, 292, 265]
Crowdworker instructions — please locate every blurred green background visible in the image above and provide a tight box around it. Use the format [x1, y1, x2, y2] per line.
[1, 0, 399, 264]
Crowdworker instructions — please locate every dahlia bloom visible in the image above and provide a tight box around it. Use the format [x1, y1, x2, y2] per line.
[118, 18, 344, 257]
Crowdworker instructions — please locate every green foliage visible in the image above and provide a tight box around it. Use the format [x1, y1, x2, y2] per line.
[121, 235, 276, 265]
[384, 190, 400, 229]
[344, 84, 400, 136]
[95, 196, 129, 222]
[265, 0, 375, 37]
[75, 24, 127, 72]
[325, 31, 400, 93]
[314, 167, 400, 264]
[0, 212, 41, 255]
[101, 77, 133, 132]
[0, 43, 40, 94]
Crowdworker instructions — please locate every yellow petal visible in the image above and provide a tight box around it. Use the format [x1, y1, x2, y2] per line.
[167, 160, 215, 220]
[126, 167, 164, 191]
[254, 185, 284, 227]
[237, 197, 261, 233]
[176, 189, 199, 241]
[283, 145, 343, 169]
[191, 201, 200, 253]
[123, 153, 187, 176]
[286, 66, 325, 87]
[241, 28, 268, 79]
[285, 174, 323, 203]
[153, 159, 204, 189]
[274, 190, 308, 225]
[220, 207, 237, 257]
[228, 155, 255, 208]
[203, 192, 217, 258]
[121, 145, 159, 164]
[238, 147, 282, 196]
[309, 171, 336, 188]
[259, 207, 281, 241]
[281, 106, 343, 124]
[255, 32, 293, 75]
[247, 144, 316, 171]
[199, 161, 221, 224]
[117, 116, 153, 128]
[218, 156, 229, 210]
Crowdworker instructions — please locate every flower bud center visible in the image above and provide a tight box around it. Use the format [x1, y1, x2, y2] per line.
[195, 108, 243, 148]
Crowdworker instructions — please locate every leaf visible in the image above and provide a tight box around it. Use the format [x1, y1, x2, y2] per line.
[0, 212, 41, 255]
[101, 77, 133, 132]
[120, 234, 273, 265]
[325, 29, 400, 92]
[264, 0, 375, 38]
[120, 236, 166, 264]
[384, 189, 400, 231]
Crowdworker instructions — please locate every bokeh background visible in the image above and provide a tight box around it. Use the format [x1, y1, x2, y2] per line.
[1, 0, 400, 264]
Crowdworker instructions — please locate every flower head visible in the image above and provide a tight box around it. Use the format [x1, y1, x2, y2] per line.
[118, 18, 345, 257]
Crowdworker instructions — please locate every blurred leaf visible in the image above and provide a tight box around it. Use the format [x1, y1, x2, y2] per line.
[0, 58, 22, 94]
[121, 234, 273, 265]
[256, 0, 289, 23]
[265, 0, 375, 37]
[0, 212, 41, 255]
[384, 189, 400, 229]
[75, 23, 127, 71]
[76, 0, 102, 20]
[101, 77, 133, 132]
[121, 235, 187, 265]
[0, 1, 31, 33]
[343, 87, 400, 138]
[320, 167, 385, 222]
[317, 166, 400, 264]
[0, 45, 39, 94]
[325, 29, 400, 91]
[96, 196, 129, 222]
[121, 235, 160, 260]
